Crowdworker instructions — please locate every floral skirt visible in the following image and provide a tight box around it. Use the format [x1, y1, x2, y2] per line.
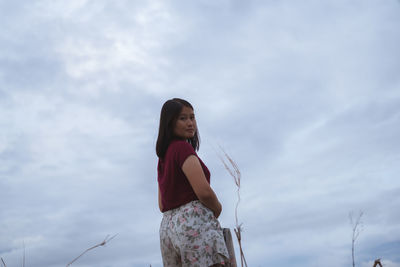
[160, 200, 229, 267]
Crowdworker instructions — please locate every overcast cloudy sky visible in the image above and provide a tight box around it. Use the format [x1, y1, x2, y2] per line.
[1, 0, 400, 266]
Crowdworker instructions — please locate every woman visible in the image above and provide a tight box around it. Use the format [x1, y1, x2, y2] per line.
[156, 98, 229, 266]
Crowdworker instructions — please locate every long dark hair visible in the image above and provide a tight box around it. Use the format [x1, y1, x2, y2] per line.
[156, 98, 200, 158]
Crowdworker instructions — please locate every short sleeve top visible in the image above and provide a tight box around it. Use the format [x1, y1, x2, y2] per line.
[157, 139, 210, 212]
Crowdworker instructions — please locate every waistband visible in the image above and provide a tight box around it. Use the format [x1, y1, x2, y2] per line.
[163, 200, 202, 217]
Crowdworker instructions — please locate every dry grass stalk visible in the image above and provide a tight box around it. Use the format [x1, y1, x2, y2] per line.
[65, 234, 117, 267]
[0, 242, 25, 267]
[218, 147, 248, 267]
[349, 211, 363, 267]
[22, 241, 25, 267]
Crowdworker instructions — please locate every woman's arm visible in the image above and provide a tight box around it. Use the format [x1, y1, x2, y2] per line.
[182, 155, 222, 218]
[158, 186, 163, 212]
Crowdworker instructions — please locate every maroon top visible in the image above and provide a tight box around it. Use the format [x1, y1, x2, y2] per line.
[158, 139, 210, 212]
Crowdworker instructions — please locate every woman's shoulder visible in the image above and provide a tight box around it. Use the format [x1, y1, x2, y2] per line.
[170, 139, 192, 148]
[169, 140, 196, 154]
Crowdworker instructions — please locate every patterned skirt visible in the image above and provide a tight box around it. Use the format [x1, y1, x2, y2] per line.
[160, 200, 229, 267]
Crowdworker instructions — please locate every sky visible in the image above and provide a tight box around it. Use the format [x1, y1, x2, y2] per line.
[1, 0, 400, 266]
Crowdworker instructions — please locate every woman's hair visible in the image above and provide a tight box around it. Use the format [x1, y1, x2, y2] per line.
[156, 98, 200, 158]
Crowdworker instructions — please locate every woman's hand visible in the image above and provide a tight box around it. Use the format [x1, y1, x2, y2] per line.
[213, 201, 222, 218]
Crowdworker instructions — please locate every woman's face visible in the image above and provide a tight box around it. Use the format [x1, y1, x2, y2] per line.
[173, 106, 196, 139]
